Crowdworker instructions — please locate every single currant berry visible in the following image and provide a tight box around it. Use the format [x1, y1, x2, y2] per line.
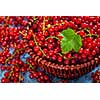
[92, 50, 96, 55]
[76, 18, 82, 24]
[43, 48, 48, 54]
[2, 41, 7, 46]
[79, 48, 83, 54]
[43, 75, 49, 81]
[29, 73, 34, 79]
[32, 24, 37, 29]
[44, 31, 49, 37]
[37, 51, 42, 57]
[44, 41, 48, 47]
[48, 44, 53, 50]
[52, 55, 57, 60]
[71, 59, 76, 64]
[1, 77, 7, 83]
[26, 35, 31, 40]
[50, 32, 55, 36]
[40, 76, 44, 80]
[38, 32, 42, 37]
[97, 38, 100, 42]
[86, 37, 93, 42]
[48, 27, 54, 32]
[1, 66, 6, 71]
[54, 26, 59, 31]
[93, 75, 99, 81]
[87, 43, 92, 49]
[48, 50, 54, 56]
[90, 29, 94, 34]
[48, 38, 54, 43]
[33, 46, 39, 52]
[74, 54, 78, 59]
[29, 40, 34, 46]
[66, 53, 72, 59]
[40, 36, 45, 41]
[81, 23, 88, 28]
[4, 72, 9, 77]
[81, 54, 86, 58]
[57, 56, 63, 62]
[84, 49, 90, 55]
[21, 67, 26, 73]
[28, 31, 33, 36]
[64, 60, 70, 65]
[38, 72, 43, 76]
[15, 72, 19, 78]
[33, 72, 38, 78]
[13, 79, 18, 83]
[14, 67, 19, 72]
[78, 30, 85, 37]
[38, 41, 43, 46]
[17, 44, 22, 49]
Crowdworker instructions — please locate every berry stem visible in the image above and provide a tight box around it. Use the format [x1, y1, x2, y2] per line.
[46, 22, 65, 29]
[8, 66, 14, 79]
[32, 34, 46, 56]
[5, 48, 24, 63]
[45, 36, 60, 41]
[84, 28, 99, 37]
[26, 61, 34, 70]
[57, 53, 63, 56]
[18, 74, 23, 82]
[19, 31, 27, 37]
[34, 16, 38, 21]
[86, 34, 99, 37]
[13, 64, 23, 82]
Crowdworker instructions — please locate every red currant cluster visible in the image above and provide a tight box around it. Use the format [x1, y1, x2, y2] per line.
[0, 47, 32, 83]
[0, 16, 100, 83]
[24, 16, 100, 65]
[91, 70, 100, 83]
[29, 71, 51, 83]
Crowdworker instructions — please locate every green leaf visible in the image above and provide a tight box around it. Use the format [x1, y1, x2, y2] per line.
[60, 28, 82, 54]
[72, 35, 82, 52]
[61, 38, 73, 54]
[60, 28, 75, 40]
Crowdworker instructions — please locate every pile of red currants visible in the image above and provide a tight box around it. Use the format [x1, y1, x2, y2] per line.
[0, 16, 100, 83]
[91, 70, 100, 83]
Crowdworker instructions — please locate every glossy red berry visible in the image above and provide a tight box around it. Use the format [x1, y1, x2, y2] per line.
[1, 77, 7, 83]
[78, 30, 85, 37]
[58, 56, 63, 62]
[29, 40, 34, 46]
[29, 73, 34, 79]
[33, 46, 39, 52]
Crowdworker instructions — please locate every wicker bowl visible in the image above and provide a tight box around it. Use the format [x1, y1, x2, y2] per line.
[32, 53, 100, 79]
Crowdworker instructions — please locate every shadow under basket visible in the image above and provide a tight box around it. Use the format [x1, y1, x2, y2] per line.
[32, 54, 100, 80]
